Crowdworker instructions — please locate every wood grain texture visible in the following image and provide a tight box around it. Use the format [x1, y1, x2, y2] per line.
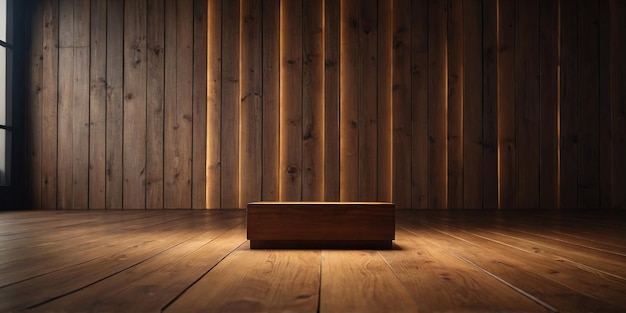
[324, 0, 340, 201]
[262, 0, 279, 201]
[41, 0, 59, 210]
[170, 0, 194, 208]
[428, 0, 448, 209]
[247, 202, 395, 242]
[123, 0, 146, 209]
[219, 0, 240, 208]
[358, 0, 378, 201]
[497, 0, 516, 208]
[539, 0, 558, 209]
[164, 246, 320, 313]
[105, 0, 124, 209]
[89, 0, 107, 209]
[279, 0, 303, 202]
[239, 0, 262, 207]
[206, 0, 222, 208]
[191, 0, 208, 209]
[302, 0, 324, 202]
[515, 0, 540, 208]
[447, 0, 464, 209]
[380, 228, 546, 312]
[377, 0, 392, 203]
[27, 1, 43, 210]
[559, 0, 578, 208]
[339, 0, 359, 202]
[320, 250, 420, 312]
[411, 0, 428, 209]
[463, 0, 483, 208]
[392, 0, 412, 209]
[482, 0, 498, 208]
[71, 0, 90, 210]
[3, 211, 626, 312]
[577, 0, 600, 208]
[57, 0, 74, 209]
[146, 0, 165, 209]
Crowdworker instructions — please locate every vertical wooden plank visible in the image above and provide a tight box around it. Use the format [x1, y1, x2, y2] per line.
[72, 0, 90, 209]
[392, 0, 411, 208]
[192, 0, 208, 209]
[174, 0, 194, 208]
[302, 0, 324, 201]
[164, 0, 177, 208]
[220, 0, 240, 207]
[28, 1, 43, 210]
[411, 0, 428, 209]
[261, 0, 280, 201]
[145, 0, 164, 209]
[279, 0, 302, 201]
[324, 0, 340, 201]
[447, 0, 463, 208]
[57, 0, 73, 209]
[515, 0, 540, 208]
[429, 0, 447, 209]
[598, 0, 611, 208]
[358, 0, 377, 201]
[482, 0, 498, 208]
[610, 0, 626, 209]
[89, 0, 107, 209]
[339, 0, 359, 202]
[105, 0, 124, 209]
[497, 0, 516, 208]
[377, 0, 392, 203]
[262, 0, 279, 202]
[559, 0, 578, 208]
[463, 0, 483, 208]
[42, 0, 59, 209]
[539, 0, 558, 209]
[577, 0, 600, 208]
[206, 0, 221, 208]
[123, 0, 146, 209]
[240, 0, 263, 206]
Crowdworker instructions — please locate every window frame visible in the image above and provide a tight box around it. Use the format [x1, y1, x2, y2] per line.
[1, 0, 26, 208]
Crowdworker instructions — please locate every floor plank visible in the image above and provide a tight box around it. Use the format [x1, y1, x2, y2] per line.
[164, 243, 320, 313]
[379, 229, 547, 312]
[0, 210, 625, 312]
[30, 223, 246, 312]
[320, 250, 421, 312]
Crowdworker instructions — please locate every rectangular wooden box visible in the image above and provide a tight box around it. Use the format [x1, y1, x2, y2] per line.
[247, 202, 395, 249]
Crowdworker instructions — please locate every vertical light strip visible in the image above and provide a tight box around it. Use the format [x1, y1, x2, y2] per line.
[206, 0, 214, 208]
[238, 0, 243, 208]
[556, 0, 561, 208]
[278, 0, 285, 200]
[389, 0, 394, 202]
[321, 0, 326, 199]
[496, 0, 501, 209]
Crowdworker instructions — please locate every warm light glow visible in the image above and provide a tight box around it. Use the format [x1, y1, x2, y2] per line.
[206, 0, 216, 208]
[321, 0, 326, 199]
[238, 0, 243, 209]
[278, 0, 285, 201]
[496, 0, 501, 209]
[556, 0, 561, 208]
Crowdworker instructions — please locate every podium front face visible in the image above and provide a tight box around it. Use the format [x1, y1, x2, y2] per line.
[246, 202, 396, 249]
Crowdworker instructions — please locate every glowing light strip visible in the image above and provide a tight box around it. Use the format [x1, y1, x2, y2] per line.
[238, 0, 243, 209]
[496, 0, 501, 209]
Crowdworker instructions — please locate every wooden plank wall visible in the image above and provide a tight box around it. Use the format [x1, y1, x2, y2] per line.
[24, 0, 626, 209]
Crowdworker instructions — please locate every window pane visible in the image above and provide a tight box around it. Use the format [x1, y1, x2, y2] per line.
[0, 129, 9, 186]
[0, 45, 7, 125]
[1, 46, 6, 126]
[0, 0, 6, 42]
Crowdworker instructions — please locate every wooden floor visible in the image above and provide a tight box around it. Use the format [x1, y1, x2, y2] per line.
[1, 210, 625, 313]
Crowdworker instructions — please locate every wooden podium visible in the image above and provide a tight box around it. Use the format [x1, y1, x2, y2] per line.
[246, 202, 395, 249]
